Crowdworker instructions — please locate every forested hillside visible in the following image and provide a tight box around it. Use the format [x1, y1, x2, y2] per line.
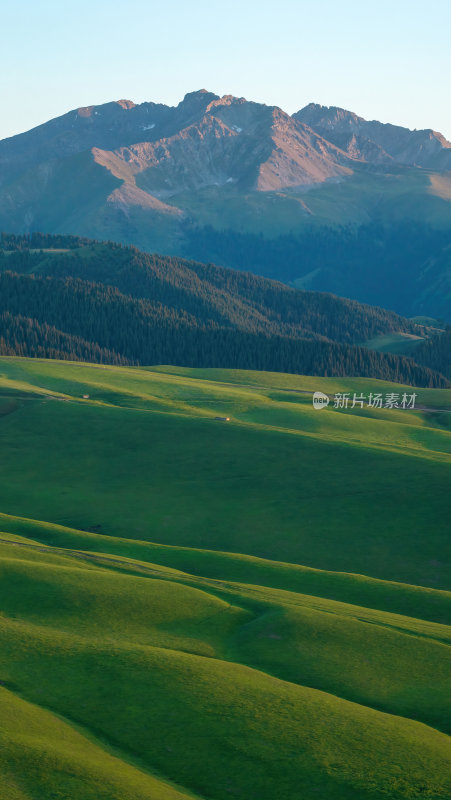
[0, 232, 425, 343]
[0, 234, 447, 386]
[0, 311, 127, 364]
[413, 328, 451, 379]
[183, 221, 451, 320]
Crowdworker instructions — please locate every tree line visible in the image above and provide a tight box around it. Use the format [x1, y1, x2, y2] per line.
[0, 269, 447, 387]
[0, 234, 427, 347]
[182, 220, 451, 319]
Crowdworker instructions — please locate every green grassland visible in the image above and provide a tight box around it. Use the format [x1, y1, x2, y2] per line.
[0, 357, 450, 799]
[171, 166, 451, 235]
[362, 332, 426, 356]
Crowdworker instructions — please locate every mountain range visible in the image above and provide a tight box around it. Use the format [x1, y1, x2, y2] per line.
[0, 90, 450, 318]
[294, 103, 451, 170]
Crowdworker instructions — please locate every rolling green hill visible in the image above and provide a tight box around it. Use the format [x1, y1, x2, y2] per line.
[0, 357, 450, 799]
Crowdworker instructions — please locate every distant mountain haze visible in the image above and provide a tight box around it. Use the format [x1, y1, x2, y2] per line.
[0, 90, 450, 318]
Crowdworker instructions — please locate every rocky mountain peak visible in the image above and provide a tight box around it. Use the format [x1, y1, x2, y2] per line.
[294, 103, 451, 169]
[1, 89, 451, 242]
[76, 105, 96, 118]
[116, 99, 136, 110]
[294, 103, 364, 130]
[179, 89, 219, 108]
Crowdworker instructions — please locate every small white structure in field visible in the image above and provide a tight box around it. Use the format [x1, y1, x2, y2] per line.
[82, 394, 90, 399]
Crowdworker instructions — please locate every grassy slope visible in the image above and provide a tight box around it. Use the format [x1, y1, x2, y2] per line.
[0, 357, 450, 799]
[0, 537, 450, 800]
[0, 359, 449, 586]
[172, 167, 451, 235]
[0, 686, 198, 800]
[363, 332, 426, 356]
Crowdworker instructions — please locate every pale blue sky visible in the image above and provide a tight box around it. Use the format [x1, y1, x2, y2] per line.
[1, 0, 450, 140]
